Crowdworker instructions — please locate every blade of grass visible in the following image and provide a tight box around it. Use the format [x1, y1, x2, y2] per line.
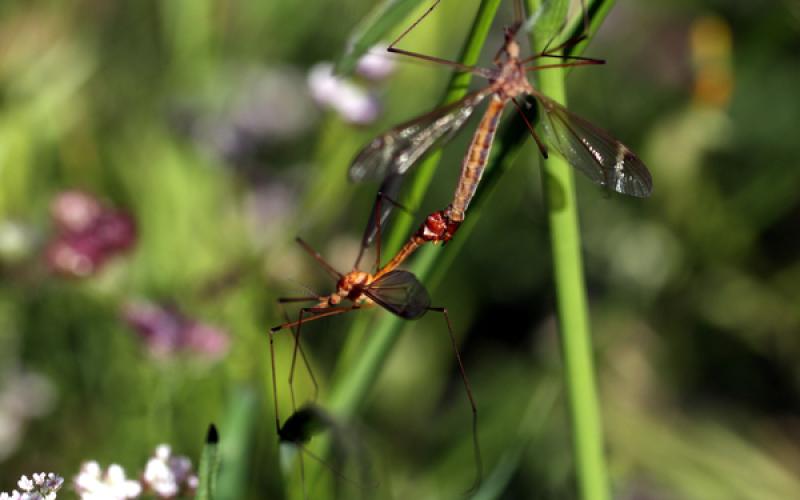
[196, 424, 220, 500]
[335, 0, 428, 75]
[525, 1, 614, 499]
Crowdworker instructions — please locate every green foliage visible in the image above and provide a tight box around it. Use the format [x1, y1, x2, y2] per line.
[196, 424, 220, 500]
[335, 0, 428, 75]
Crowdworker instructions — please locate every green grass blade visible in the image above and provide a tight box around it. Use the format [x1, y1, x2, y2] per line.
[195, 424, 220, 500]
[214, 390, 257, 499]
[335, 0, 428, 76]
[526, 1, 616, 499]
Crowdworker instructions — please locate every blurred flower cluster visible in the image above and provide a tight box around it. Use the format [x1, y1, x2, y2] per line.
[175, 66, 316, 166]
[141, 445, 198, 498]
[1, 472, 64, 500]
[121, 301, 229, 360]
[73, 462, 141, 500]
[74, 445, 197, 500]
[45, 191, 136, 278]
[0, 369, 56, 461]
[307, 44, 395, 125]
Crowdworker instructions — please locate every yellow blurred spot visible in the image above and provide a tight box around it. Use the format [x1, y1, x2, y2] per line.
[690, 15, 734, 108]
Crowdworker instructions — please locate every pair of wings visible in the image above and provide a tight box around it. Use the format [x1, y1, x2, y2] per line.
[349, 87, 653, 198]
[363, 270, 431, 320]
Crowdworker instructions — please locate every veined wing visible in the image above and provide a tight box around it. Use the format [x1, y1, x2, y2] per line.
[364, 270, 430, 320]
[532, 90, 653, 198]
[359, 173, 403, 252]
[349, 89, 491, 182]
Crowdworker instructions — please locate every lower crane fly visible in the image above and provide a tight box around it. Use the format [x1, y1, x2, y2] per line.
[350, 0, 653, 269]
[269, 193, 482, 488]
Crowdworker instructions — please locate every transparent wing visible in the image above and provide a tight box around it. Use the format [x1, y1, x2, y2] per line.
[533, 91, 653, 197]
[349, 90, 489, 182]
[364, 270, 430, 320]
[359, 173, 404, 252]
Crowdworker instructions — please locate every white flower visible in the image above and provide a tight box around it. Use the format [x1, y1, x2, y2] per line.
[16, 477, 33, 492]
[142, 444, 197, 498]
[356, 44, 396, 81]
[307, 63, 380, 125]
[73, 462, 141, 500]
[2, 472, 63, 500]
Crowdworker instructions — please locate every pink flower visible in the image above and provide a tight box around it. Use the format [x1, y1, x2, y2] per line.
[122, 301, 230, 360]
[45, 191, 136, 277]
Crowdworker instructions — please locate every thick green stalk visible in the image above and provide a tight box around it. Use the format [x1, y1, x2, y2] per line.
[526, 1, 613, 499]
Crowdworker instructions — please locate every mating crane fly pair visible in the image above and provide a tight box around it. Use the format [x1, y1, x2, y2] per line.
[269, 0, 653, 491]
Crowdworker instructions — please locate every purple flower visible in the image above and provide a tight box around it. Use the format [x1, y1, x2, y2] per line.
[45, 191, 136, 278]
[121, 301, 229, 360]
[1, 472, 63, 500]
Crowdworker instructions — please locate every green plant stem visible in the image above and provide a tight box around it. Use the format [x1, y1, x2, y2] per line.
[526, 1, 613, 499]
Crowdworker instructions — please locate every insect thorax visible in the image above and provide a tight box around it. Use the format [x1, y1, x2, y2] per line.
[337, 271, 372, 303]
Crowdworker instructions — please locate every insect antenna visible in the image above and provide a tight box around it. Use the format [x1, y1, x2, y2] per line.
[295, 237, 343, 280]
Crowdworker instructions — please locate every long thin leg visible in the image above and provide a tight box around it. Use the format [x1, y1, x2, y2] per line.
[268, 328, 282, 435]
[299, 446, 376, 490]
[511, 97, 548, 158]
[282, 307, 360, 409]
[525, 59, 604, 72]
[354, 188, 415, 272]
[387, 0, 488, 76]
[278, 303, 320, 402]
[374, 193, 383, 273]
[295, 237, 342, 280]
[279, 296, 321, 304]
[522, 0, 594, 64]
[427, 306, 482, 490]
[270, 303, 323, 436]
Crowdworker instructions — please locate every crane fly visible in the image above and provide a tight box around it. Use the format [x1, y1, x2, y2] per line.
[350, 0, 653, 270]
[269, 193, 483, 489]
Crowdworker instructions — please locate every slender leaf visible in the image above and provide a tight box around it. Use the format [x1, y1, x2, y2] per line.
[195, 424, 220, 500]
[335, 0, 428, 75]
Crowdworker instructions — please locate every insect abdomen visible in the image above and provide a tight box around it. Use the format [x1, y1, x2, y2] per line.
[449, 96, 505, 221]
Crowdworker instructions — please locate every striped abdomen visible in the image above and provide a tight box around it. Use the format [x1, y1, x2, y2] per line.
[448, 95, 505, 222]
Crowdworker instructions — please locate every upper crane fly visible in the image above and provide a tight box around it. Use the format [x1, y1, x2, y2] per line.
[350, 0, 653, 269]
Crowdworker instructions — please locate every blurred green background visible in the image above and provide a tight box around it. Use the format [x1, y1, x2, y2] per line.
[2, 0, 800, 498]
